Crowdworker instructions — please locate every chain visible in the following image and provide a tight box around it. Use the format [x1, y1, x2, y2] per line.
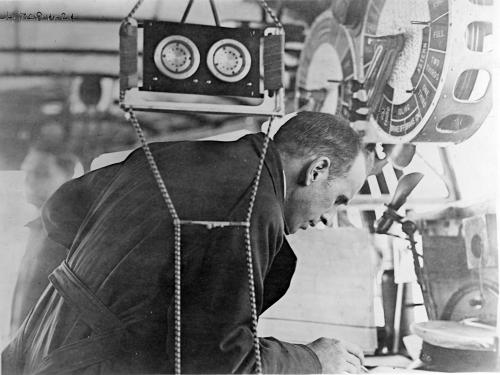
[244, 118, 273, 375]
[127, 0, 144, 19]
[173, 219, 182, 375]
[255, 0, 283, 29]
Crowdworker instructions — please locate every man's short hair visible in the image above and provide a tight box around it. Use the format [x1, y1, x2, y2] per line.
[30, 141, 77, 177]
[273, 111, 362, 179]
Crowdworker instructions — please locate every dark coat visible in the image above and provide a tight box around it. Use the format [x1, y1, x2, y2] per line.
[2, 134, 321, 374]
[10, 218, 67, 335]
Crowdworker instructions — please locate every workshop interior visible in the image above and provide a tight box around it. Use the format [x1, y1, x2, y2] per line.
[0, 0, 498, 373]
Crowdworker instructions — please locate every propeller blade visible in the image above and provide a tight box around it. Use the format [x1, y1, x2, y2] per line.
[389, 172, 424, 210]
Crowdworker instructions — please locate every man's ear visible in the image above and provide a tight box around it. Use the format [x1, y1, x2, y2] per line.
[304, 157, 331, 186]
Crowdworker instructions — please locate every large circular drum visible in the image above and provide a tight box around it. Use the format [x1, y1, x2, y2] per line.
[297, 0, 494, 144]
[295, 10, 357, 117]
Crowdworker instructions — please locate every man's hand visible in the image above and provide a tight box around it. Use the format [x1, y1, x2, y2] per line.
[307, 337, 365, 374]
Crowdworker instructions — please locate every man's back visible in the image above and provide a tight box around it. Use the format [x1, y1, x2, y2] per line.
[6, 134, 298, 374]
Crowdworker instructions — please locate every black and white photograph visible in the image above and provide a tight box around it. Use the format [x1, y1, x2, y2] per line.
[0, 0, 498, 373]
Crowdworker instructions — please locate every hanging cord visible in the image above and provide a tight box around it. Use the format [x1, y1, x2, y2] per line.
[209, 0, 221, 26]
[181, 0, 220, 26]
[126, 0, 145, 19]
[120, 93, 183, 374]
[255, 0, 283, 28]
[244, 118, 274, 375]
[180, 0, 194, 23]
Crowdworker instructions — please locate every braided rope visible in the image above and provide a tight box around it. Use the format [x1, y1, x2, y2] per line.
[255, 0, 283, 28]
[120, 92, 182, 374]
[127, 0, 144, 19]
[173, 220, 182, 375]
[244, 118, 274, 375]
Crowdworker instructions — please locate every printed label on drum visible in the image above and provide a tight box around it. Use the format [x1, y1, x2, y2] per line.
[424, 50, 445, 88]
[390, 110, 422, 135]
[376, 97, 393, 132]
[429, 14, 448, 51]
[415, 76, 436, 114]
[411, 26, 430, 87]
[375, 84, 394, 131]
[392, 96, 418, 121]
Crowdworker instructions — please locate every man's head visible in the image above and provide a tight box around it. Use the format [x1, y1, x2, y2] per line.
[274, 111, 368, 234]
[21, 142, 77, 209]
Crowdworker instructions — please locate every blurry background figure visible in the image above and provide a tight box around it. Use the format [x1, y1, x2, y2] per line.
[9, 141, 78, 335]
[21, 141, 76, 209]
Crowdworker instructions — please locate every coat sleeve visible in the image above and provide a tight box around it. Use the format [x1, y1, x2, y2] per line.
[180, 198, 322, 374]
[41, 163, 122, 249]
[262, 238, 297, 313]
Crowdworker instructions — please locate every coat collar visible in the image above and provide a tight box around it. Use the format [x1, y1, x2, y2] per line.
[249, 133, 289, 234]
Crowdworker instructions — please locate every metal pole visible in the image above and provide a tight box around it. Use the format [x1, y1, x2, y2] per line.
[392, 282, 404, 353]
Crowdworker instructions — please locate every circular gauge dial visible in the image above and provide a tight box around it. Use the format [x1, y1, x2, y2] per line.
[363, 0, 449, 138]
[295, 10, 356, 117]
[441, 282, 498, 324]
[154, 35, 200, 80]
[207, 39, 251, 83]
